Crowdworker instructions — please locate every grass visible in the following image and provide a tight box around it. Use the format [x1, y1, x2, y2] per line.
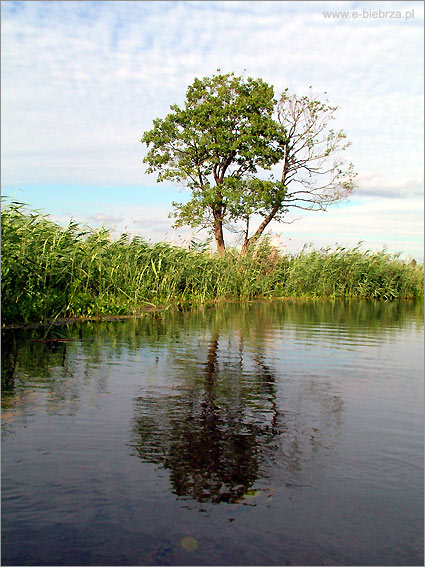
[1, 201, 423, 325]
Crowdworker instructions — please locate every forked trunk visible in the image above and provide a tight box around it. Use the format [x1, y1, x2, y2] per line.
[240, 205, 280, 256]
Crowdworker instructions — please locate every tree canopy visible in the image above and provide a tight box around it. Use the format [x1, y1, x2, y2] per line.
[141, 72, 356, 255]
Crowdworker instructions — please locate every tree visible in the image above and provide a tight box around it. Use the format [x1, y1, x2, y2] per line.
[141, 73, 356, 255]
[235, 88, 357, 254]
[141, 71, 287, 255]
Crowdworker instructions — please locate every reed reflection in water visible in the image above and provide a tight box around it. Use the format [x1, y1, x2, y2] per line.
[1, 300, 423, 566]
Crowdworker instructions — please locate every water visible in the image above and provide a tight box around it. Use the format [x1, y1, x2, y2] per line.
[2, 300, 423, 566]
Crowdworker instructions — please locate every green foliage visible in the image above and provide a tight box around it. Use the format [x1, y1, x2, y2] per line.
[141, 71, 287, 236]
[1, 203, 423, 325]
[141, 73, 357, 253]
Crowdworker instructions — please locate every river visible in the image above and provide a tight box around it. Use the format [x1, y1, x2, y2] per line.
[2, 300, 423, 565]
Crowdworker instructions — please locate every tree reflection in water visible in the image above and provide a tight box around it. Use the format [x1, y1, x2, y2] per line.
[5, 299, 403, 500]
[130, 321, 343, 505]
[131, 331, 274, 503]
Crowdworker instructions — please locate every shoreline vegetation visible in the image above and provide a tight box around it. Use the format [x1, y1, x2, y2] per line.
[2, 202, 423, 327]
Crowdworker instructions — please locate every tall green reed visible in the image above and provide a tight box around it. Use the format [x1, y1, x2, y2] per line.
[1, 202, 423, 325]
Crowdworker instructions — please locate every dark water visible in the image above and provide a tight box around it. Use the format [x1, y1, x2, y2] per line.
[1, 300, 423, 566]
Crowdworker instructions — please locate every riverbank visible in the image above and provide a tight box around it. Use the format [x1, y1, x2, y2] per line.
[2, 202, 423, 326]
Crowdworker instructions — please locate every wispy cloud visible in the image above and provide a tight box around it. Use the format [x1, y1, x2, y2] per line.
[87, 213, 125, 224]
[1, 0, 423, 257]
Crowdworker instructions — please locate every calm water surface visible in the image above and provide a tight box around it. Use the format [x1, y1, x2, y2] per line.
[2, 300, 423, 566]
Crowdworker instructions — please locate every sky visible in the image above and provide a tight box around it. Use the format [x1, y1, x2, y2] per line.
[1, 0, 424, 259]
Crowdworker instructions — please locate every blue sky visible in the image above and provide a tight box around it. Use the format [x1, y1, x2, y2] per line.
[2, 0, 424, 257]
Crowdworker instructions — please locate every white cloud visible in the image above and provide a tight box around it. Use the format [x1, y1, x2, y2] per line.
[265, 194, 424, 259]
[1, 0, 423, 256]
[88, 213, 125, 224]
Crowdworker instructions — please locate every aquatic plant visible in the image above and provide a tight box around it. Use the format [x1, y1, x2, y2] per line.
[1, 202, 423, 325]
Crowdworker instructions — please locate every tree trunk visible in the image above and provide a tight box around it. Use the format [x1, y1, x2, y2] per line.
[240, 238, 250, 255]
[240, 205, 279, 256]
[214, 216, 226, 257]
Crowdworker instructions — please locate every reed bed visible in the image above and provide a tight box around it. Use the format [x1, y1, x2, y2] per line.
[2, 202, 423, 324]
